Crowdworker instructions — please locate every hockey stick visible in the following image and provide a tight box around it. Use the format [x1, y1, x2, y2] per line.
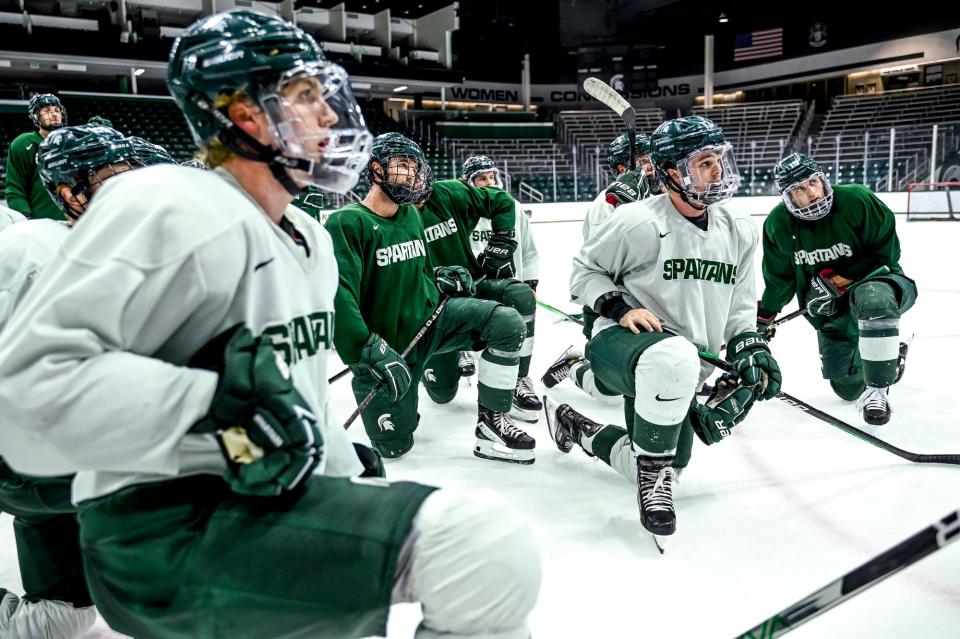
[536, 299, 585, 325]
[734, 508, 960, 638]
[342, 296, 450, 430]
[701, 352, 960, 466]
[583, 77, 636, 170]
[763, 265, 891, 338]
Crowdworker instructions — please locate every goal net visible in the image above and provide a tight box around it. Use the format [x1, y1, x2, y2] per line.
[906, 182, 960, 221]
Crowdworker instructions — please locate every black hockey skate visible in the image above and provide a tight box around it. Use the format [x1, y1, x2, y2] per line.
[857, 386, 892, 426]
[510, 376, 542, 423]
[540, 345, 584, 389]
[542, 395, 601, 455]
[636, 455, 677, 536]
[894, 337, 912, 384]
[475, 405, 536, 465]
[458, 351, 476, 378]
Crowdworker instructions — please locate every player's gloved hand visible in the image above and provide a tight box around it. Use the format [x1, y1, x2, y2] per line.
[728, 331, 782, 400]
[477, 232, 517, 279]
[359, 332, 412, 403]
[806, 269, 846, 317]
[190, 325, 323, 497]
[604, 169, 649, 207]
[689, 374, 757, 445]
[434, 266, 475, 297]
[757, 303, 778, 339]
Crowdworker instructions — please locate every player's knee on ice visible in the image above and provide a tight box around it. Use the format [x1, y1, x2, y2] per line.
[422, 351, 461, 405]
[830, 375, 866, 401]
[633, 337, 700, 427]
[394, 489, 541, 639]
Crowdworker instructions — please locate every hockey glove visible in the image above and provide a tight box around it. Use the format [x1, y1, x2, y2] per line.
[190, 325, 323, 498]
[434, 266, 475, 297]
[359, 332, 412, 403]
[806, 269, 846, 317]
[477, 232, 518, 279]
[728, 331, 782, 401]
[604, 169, 650, 207]
[689, 374, 757, 445]
[757, 304, 778, 339]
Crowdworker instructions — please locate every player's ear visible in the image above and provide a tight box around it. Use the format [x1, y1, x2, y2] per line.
[227, 99, 266, 141]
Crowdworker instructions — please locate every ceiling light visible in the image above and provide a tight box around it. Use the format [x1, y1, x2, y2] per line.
[133, 68, 145, 76]
[718, 12, 728, 23]
[393, 85, 408, 92]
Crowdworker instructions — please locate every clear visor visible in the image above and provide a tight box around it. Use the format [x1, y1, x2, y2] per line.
[673, 142, 741, 205]
[638, 154, 655, 178]
[782, 172, 833, 221]
[259, 61, 372, 193]
[468, 168, 501, 188]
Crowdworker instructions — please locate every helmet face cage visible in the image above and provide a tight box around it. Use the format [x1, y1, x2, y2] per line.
[667, 142, 741, 206]
[371, 152, 435, 205]
[607, 134, 631, 175]
[461, 155, 501, 187]
[29, 94, 67, 131]
[782, 172, 833, 221]
[127, 137, 177, 166]
[258, 61, 372, 194]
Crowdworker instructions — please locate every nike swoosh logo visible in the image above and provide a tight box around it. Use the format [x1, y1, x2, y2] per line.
[254, 258, 275, 271]
[659, 232, 670, 238]
[655, 394, 682, 401]
[373, 224, 380, 230]
[25, 144, 34, 150]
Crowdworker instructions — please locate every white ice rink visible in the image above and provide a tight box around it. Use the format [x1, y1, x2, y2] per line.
[2, 207, 959, 638]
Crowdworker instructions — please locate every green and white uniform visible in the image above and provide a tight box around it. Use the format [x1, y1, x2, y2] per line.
[760, 183, 916, 397]
[3, 131, 63, 220]
[0, 218, 96, 639]
[421, 179, 537, 388]
[326, 200, 525, 457]
[570, 192, 758, 475]
[469, 202, 540, 283]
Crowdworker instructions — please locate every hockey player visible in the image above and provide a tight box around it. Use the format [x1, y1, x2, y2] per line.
[459, 154, 540, 382]
[416, 152, 543, 423]
[0, 11, 540, 639]
[546, 116, 782, 537]
[758, 153, 916, 425]
[4, 94, 68, 220]
[541, 135, 651, 403]
[0, 206, 25, 231]
[0, 123, 161, 639]
[326, 133, 535, 463]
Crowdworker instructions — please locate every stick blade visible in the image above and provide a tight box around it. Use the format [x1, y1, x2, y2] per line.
[582, 77, 632, 118]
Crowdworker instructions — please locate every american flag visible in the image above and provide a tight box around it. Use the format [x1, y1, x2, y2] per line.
[734, 28, 783, 62]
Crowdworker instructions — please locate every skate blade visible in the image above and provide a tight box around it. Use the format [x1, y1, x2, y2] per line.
[473, 440, 535, 465]
[652, 534, 667, 554]
[509, 405, 541, 423]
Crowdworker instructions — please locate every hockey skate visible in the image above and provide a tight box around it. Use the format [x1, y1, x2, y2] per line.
[636, 455, 677, 537]
[857, 385, 892, 426]
[475, 405, 536, 465]
[894, 336, 913, 384]
[510, 376, 542, 423]
[458, 351, 476, 378]
[540, 345, 584, 388]
[542, 395, 601, 455]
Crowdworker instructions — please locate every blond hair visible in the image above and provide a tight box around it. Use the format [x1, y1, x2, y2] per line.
[197, 89, 253, 168]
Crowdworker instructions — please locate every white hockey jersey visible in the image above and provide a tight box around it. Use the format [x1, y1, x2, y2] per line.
[580, 185, 617, 241]
[0, 205, 27, 231]
[571, 192, 758, 357]
[0, 165, 362, 503]
[469, 202, 540, 282]
[0, 218, 69, 334]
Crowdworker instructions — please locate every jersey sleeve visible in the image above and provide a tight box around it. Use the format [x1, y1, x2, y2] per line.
[571, 213, 653, 310]
[0, 202, 244, 476]
[4, 137, 34, 216]
[725, 217, 761, 341]
[758, 210, 797, 314]
[452, 180, 515, 235]
[858, 187, 902, 274]
[518, 208, 539, 281]
[325, 212, 372, 364]
[0, 236, 30, 334]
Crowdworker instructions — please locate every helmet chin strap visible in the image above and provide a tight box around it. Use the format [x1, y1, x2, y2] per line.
[192, 92, 312, 197]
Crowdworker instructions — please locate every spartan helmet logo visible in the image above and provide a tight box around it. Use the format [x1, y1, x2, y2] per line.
[424, 368, 437, 383]
[377, 414, 396, 431]
[610, 73, 625, 93]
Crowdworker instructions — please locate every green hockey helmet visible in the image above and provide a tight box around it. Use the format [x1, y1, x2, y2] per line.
[461, 155, 501, 187]
[651, 116, 741, 206]
[607, 134, 632, 175]
[37, 125, 139, 220]
[368, 132, 434, 204]
[774, 153, 833, 221]
[127, 137, 177, 166]
[28, 93, 67, 131]
[167, 9, 371, 195]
